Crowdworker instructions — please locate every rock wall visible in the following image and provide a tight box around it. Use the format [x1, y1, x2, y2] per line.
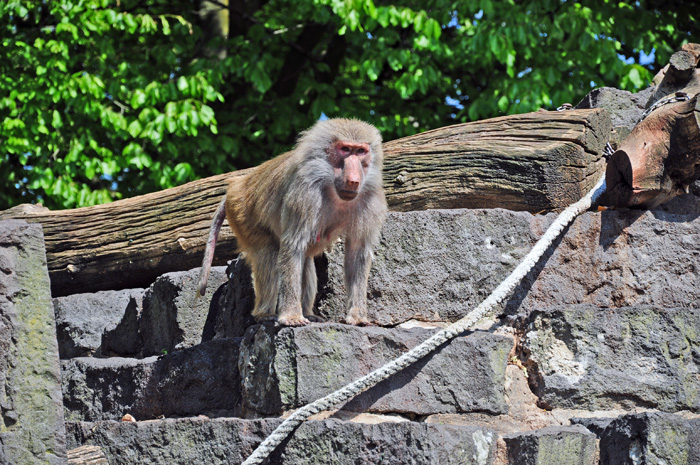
[0, 221, 66, 464]
[34, 188, 699, 464]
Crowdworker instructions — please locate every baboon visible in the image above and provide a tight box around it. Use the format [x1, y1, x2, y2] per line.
[198, 118, 387, 326]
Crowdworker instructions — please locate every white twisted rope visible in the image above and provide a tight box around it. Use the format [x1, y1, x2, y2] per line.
[242, 174, 607, 465]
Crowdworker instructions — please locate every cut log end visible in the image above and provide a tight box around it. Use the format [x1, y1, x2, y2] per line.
[604, 150, 678, 209]
[604, 149, 633, 206]
[604, 93, 700, 208]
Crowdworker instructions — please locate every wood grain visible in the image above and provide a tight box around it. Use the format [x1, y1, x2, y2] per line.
[383, 108, 610, 212]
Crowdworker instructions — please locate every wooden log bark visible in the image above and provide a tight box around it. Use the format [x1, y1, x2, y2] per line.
[0, 172, 239, 297]
[604, 44, 700, 208]
[0, 108, 610, 296]
[383, 108, 610, 212]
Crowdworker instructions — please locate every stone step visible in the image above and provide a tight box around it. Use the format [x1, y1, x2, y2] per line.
[66, 410, 700, 464]
[502, 425, 597, 465]
[66, 417, 277, 465]
[518, 305, 700, 413]
[53, 266, 229, 359]
[238, 323, 513, 418]
[96, 195, 700, 353]
[49, 196, 700, 463]
[318, 195, 700, 326]
[139, 267, 231, 356]
[63, 300, 700, 425]
[61, 322, 513, 422]
[61, 338, 242, 422]
[60, 416, 542, 465]
[53, 196, 700, 359]
[67, 416, 503, 464]
[574, 411, 700, 465]
[54, 288, 145, 358]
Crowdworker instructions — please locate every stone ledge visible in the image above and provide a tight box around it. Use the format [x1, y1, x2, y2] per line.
[62, 338, 242, 422]
[576, 411, 700, 465]
[519, 305, 700, 413]
[239, 323, 512, 417]
[317, 196, 700, 326]
[54, 288, 145, 358]
[502, 425, 598, 465]
[66, 417, 500, 465]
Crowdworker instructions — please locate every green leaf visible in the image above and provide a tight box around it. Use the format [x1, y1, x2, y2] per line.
[177, 76, 189, 92]
[414, 12, 426, 34]
[497, 95, 509, 112]
[165, 117, 177, 133]
[250, 62, 272, 93]
[131, 90, 147, 109]
[85, 163, 96, 179]
[124, 14, 138, 33]
[376, 7, 390, 27]
[127, 120, 142, 138]
[426, 18, 441, 40]
[414, 35, 430, 49]
[52, 110, 63, 128]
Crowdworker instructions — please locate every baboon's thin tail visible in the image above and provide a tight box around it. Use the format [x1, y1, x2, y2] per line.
[196, 195, 227, 298]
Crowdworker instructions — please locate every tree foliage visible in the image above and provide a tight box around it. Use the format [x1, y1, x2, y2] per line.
[1, 0, 697, 210]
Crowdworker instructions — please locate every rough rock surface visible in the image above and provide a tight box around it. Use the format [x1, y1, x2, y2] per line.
[317, 208, 550, 325]
[139, 266, 228, 356]
[53, 288, 145, 358]
[55, 189, 700, 463]
[269, 419, 499, 465]
[101, 289, 145, 357]
[62, 338, 242, 422]
[597, 412, 700, 465]
[502, 425, 598, 465]
[575, 86, 656, 144]
[0, 220, 66, 464]
[520, 305, 700, 412]
[206, 258, 256, 339]
[238, 323, 512, 417]
[316, 194, 700, 326]
[511, 194, 700, 315]
[66, 417, 278, 464]
[66, 417, 499, 465]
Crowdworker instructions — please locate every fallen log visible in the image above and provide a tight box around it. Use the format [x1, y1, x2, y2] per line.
[604, 43, 700, 208]
[383, 109, 609, 212]
[0, 108, 610, 296]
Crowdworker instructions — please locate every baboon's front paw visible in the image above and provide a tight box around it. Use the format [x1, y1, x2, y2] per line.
[277, 314, 311, 327]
